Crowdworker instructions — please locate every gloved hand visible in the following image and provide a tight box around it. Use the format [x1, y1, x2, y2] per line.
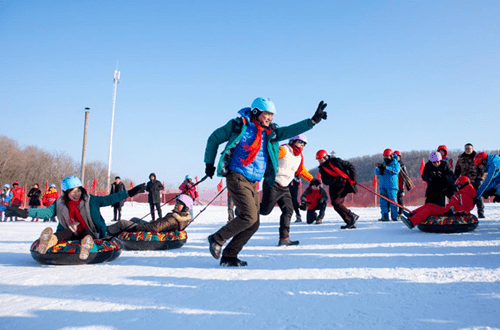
[378, 164, 386, 175]
[494, 194, 500, 203]
[128, 183, 146, 197]
[4, 206, 29, 218]
[205, 163, 216, 179]
[445, 206, 455, 215]
[319, 198, 327, 205]
[299, 202, 307, 211]
[311, 101, 327, 124]
[482, 188, 496, 199]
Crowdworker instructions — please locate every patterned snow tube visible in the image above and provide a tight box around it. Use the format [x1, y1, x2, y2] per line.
[417, 214, 479, 233]
[117, 231, 187, 251]
[30, 238, 123, 265]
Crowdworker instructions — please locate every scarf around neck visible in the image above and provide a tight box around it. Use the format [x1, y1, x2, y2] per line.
[241, 118, 272, 166]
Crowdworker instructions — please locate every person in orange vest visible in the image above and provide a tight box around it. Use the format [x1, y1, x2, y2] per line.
[300, 179, 327, 224]
[41, 184, 59, 222]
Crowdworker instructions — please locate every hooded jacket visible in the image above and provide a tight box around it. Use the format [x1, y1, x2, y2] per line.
[146, 173, 164, 204]
[134, 210, 191, 232]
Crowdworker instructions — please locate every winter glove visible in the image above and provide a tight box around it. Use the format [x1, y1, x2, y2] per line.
[299, 202, 307, 211]
[311, 101, 327, 124]
[205, 163, 216, 179]
[494, 195, 500, 203]
[377, 164, 386, 175]
[128, 183, 146, 197]
[482, 188, 496, 199]
[444, 206, 456, 216]
[4, 206, 29, 218]
[319, 198, 327, 205]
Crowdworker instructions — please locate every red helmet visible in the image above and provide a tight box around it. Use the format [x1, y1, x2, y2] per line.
[394, 150, 401, 157]
[316, 149, 329, 160]
[474, 152, 488, 166]
[383, 148, 393, 157]
[455, 176, 470, 186]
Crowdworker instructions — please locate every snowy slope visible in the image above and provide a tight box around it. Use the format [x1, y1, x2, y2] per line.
[1, 203, 499, 330]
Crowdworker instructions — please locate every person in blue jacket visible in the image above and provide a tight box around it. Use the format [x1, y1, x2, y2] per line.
[474, 152, 500, 202]
[5, 176, 146, 260]
[204, 97, 327, 267]
[374, 148, 401, 221]
[0, 184, 13, 221]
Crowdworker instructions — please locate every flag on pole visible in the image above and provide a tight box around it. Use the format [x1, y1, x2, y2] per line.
[217, 179, 223, 192]
[256, 181, 260, 191]
[372, 175, 376, 188]
[316, 172, 321, 180]
[45, 181, 49, 191]
[195, 176, 198, 183]
[420, 158, 425, 176]
[92, 178, 97, 190]
[130, 181, 134, 188]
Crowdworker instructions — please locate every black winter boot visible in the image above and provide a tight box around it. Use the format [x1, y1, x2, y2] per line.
[208, 235, 222, 260]
[278, 238, 299, 246]
[220, 256, 248, 267]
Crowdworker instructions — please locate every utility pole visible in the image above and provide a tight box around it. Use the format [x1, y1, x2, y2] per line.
[81, 107, 90, 185]
[107, 65, 120, 192]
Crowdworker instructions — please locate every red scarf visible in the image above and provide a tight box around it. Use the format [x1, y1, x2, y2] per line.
[67, 200, 88, 233]
[291, 145, 302, 156]
[241, 118, 271, 166]
[289, 145, 305, 177]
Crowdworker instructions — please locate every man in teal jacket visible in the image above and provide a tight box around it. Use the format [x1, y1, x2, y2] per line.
[204, 97, 328, 267]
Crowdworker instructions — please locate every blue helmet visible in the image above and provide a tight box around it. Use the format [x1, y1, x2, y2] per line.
[251, 97, 276, 114]
[49, 184, 56, 188]
[3, 184, 10, 189]
[61, 176, 83, 191]
[185, 175, 192, 180]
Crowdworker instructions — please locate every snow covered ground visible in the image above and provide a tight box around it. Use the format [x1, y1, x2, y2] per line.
[1, 203, 500, 330]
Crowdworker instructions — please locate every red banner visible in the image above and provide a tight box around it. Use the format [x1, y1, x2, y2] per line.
[130, 181, 134, 188]
[420, 158, 425, 176]
[45, 181, 49, 191]
[195, 176, 198, 183]
[372, 175, 376, 188]
[256, 181, 260, 191]
[217, 179, 223, 192]
[92, 178, 97, 190]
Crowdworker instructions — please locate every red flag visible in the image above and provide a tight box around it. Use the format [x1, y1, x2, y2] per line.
[316, 172, 321, 180]
[420, 158, 425, 176]
[373, 175, 376, 188]
[45, 181, 49, 191]
[92, 178, 97, 190]
[130, 181, 134, 188]
[256, 181, 260, 191]
[217, 179, 223, 192]
[195, 176, 198, 183]
[84, 185, 88, 190]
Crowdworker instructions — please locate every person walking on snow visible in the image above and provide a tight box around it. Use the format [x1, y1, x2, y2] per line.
[394, 150, 414, 220]
[422, 151, 455, 207]
[110, 176, 126, 221]
[4, 176, 146, 260]
[474, 152, 500, 203]
[374, 148, 400, 221]
[400, 176, 476, 229]
[300, 179, 327, 224]
[146, 173, 164, 221]
[260, 133, 313, 246]
[204, 97, 327, 267]
[454, 143, 485, 218]
[317, 149, 359, 229]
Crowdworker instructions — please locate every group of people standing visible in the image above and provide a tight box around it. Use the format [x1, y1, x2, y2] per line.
[1, 182, 59, 222]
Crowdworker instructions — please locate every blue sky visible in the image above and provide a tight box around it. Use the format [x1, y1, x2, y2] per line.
[1, 1, 499, 187]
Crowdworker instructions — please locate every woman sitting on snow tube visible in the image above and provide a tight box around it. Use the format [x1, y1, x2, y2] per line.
[4, 176, 146, 264]
[400, 176, 479, 233]
[111, 194, 192, 250]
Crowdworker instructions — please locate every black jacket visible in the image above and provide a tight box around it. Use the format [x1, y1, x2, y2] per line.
[110, 182, 126, 207]
[422, 160, 455, 206]
[318, 157, 357, 197]
[28, 188, 42, 207]
[146, 179, 164, 204]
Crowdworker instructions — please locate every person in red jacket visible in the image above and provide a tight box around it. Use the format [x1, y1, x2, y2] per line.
[400, 176, 476, 230]
[42, 184, 59, 222]
[300, 179, 328, 224]
[11, 182, 23, 207]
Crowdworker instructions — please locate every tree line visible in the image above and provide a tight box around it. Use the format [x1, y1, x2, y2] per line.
[0, 135, 131, 191]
